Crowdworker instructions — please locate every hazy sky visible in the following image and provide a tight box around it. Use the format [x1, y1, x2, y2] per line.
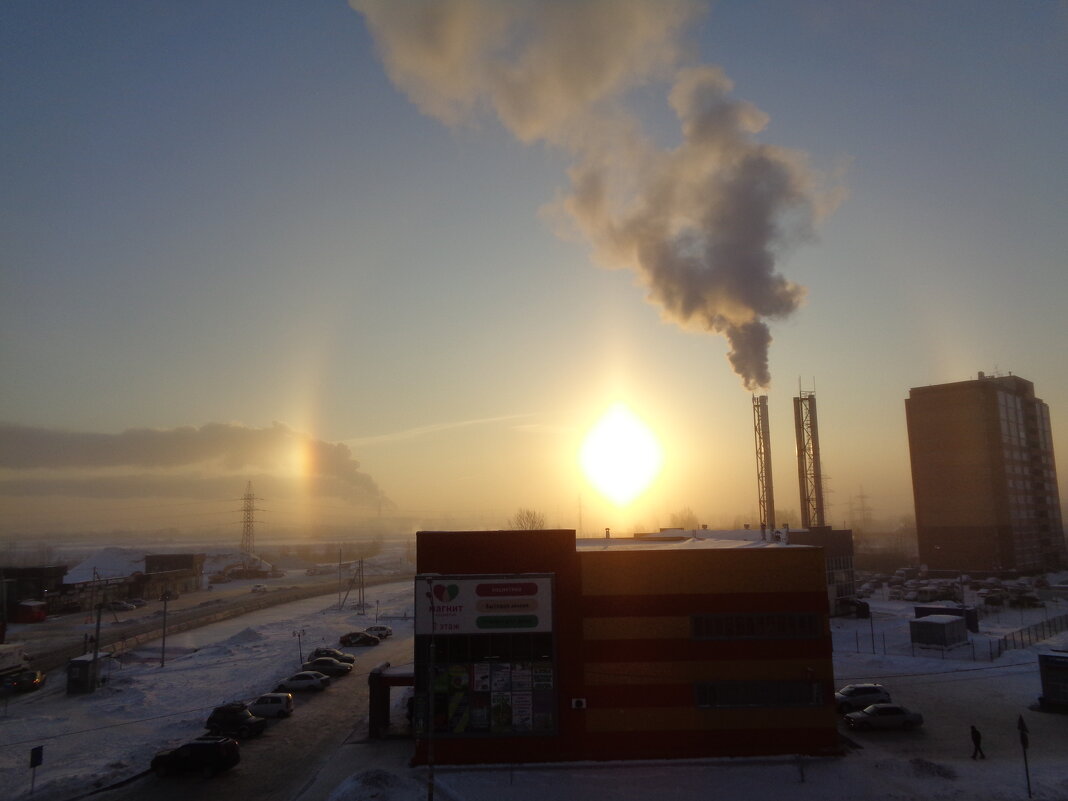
[2, 1, 1067, 539]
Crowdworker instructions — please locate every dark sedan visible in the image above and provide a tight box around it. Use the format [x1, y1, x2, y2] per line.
[339, 631, 381, 647]
[301, 657, 352, 676]
[309, 647, 356, 665]
[1, 669, 46, 693]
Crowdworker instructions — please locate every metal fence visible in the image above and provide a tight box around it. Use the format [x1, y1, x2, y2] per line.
[987, 612, 1068, 660]
[836, 611, 1068, 663]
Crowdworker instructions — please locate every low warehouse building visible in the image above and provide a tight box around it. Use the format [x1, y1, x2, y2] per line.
[413, 529, 838, 765]
[909, 614, 969, 649]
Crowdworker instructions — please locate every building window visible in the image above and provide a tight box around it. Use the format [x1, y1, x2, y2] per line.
[415, 632, 557, 737]
[695, 680, 823, 709]
[692, 613, 821, 640]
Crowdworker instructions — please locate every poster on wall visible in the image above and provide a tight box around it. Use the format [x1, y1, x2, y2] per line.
[532, 662, 554, 690]
[491, 692, 513, 732]
[473, 662, 492, 692]
[491, 663, 511, 692]
[512, 692, 533, 731]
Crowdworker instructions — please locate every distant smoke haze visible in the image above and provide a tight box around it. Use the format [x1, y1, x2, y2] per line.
[0, 422, 386, 506]
[353, 0, 839, 389]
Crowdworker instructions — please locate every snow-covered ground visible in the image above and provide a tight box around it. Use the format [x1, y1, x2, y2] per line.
[3, 578, 1068, 801]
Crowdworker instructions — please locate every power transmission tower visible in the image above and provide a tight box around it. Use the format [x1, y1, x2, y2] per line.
[240, 481, 263, 569]
[852, 486, 874, 528]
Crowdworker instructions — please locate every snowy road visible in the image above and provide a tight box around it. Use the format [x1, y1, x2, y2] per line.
[1, 582, 418, 801]
[98, 633, 415, 801]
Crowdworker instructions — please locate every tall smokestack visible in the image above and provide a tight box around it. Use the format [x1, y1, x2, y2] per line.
[793, 389, 825, 529]
[753, 394, 775, 534]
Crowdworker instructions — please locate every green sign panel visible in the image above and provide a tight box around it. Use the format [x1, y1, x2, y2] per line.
[476, 614, 539, 629]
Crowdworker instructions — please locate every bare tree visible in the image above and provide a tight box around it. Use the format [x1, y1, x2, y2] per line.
[507, 508, 546, 530]
[668, 507, 700, 530]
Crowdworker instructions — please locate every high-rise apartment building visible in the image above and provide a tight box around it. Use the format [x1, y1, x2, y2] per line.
[905, 373, 1065, 573]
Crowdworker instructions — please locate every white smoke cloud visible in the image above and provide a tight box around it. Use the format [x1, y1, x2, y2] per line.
[353, 0, 840, 389]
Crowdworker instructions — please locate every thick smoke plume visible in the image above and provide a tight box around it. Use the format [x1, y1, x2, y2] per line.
[353, 0, 836, 389]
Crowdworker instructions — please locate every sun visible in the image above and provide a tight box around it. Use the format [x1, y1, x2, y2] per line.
[580, 403, 663, 506]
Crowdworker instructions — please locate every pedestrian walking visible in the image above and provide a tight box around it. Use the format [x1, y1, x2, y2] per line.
[971, 724, 986, 759]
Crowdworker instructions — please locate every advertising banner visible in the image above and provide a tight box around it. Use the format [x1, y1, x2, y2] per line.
[416, 574, 554, 635]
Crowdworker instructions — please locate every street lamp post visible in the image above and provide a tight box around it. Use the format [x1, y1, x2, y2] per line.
[293, 629, 306, 664]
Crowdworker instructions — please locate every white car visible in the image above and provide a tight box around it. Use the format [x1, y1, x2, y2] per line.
[248, 692, 294, 718]
[250, 584, 268, 593]
[274, 671, 330, 692]
[365, 625, 393, 639]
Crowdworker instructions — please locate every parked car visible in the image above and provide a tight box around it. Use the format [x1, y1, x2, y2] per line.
[309, 647, 356, 665]
[834, 683, 891, 713]
[127, 598, 148, 607]
[274, 671, 330, 692]
[204, 702, 268, 738]
[302, 657, 352, 676]
[339, 631, 381, 647]
[151, 735, 240, 777]
[107, 600, 136, 611]
[250, 584, 269, 593]
[248, 692, 294, 719]
[844, 703, 924, 731]
[365, 625, 393, 639]
[1, 669, 46, 693]
[1009, 593, 1044, 608]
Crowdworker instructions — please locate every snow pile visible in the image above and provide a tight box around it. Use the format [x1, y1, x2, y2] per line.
[326, 768, 425, 801]
[226, 627, 268, 645]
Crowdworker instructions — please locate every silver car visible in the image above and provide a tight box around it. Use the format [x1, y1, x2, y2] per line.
[248, 692, 294, 718]
[844, 703, 924, 731]
[274, 671, 330, 692]
[835, 683, 891, 713]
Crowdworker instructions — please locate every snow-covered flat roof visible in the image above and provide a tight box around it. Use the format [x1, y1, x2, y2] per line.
[575, 532, 814, 552]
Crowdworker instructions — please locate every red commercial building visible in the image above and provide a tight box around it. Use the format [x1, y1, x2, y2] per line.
[413, 529, 838, 765]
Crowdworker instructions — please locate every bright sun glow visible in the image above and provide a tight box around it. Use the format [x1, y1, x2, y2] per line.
[580, 403, 663, 506]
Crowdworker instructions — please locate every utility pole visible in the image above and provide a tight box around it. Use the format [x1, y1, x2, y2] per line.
[92, 599, 103, 685]
[160, 591, 173, 668]
[1018, 715, 1032, 798]
[424, 577, 437, 801]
